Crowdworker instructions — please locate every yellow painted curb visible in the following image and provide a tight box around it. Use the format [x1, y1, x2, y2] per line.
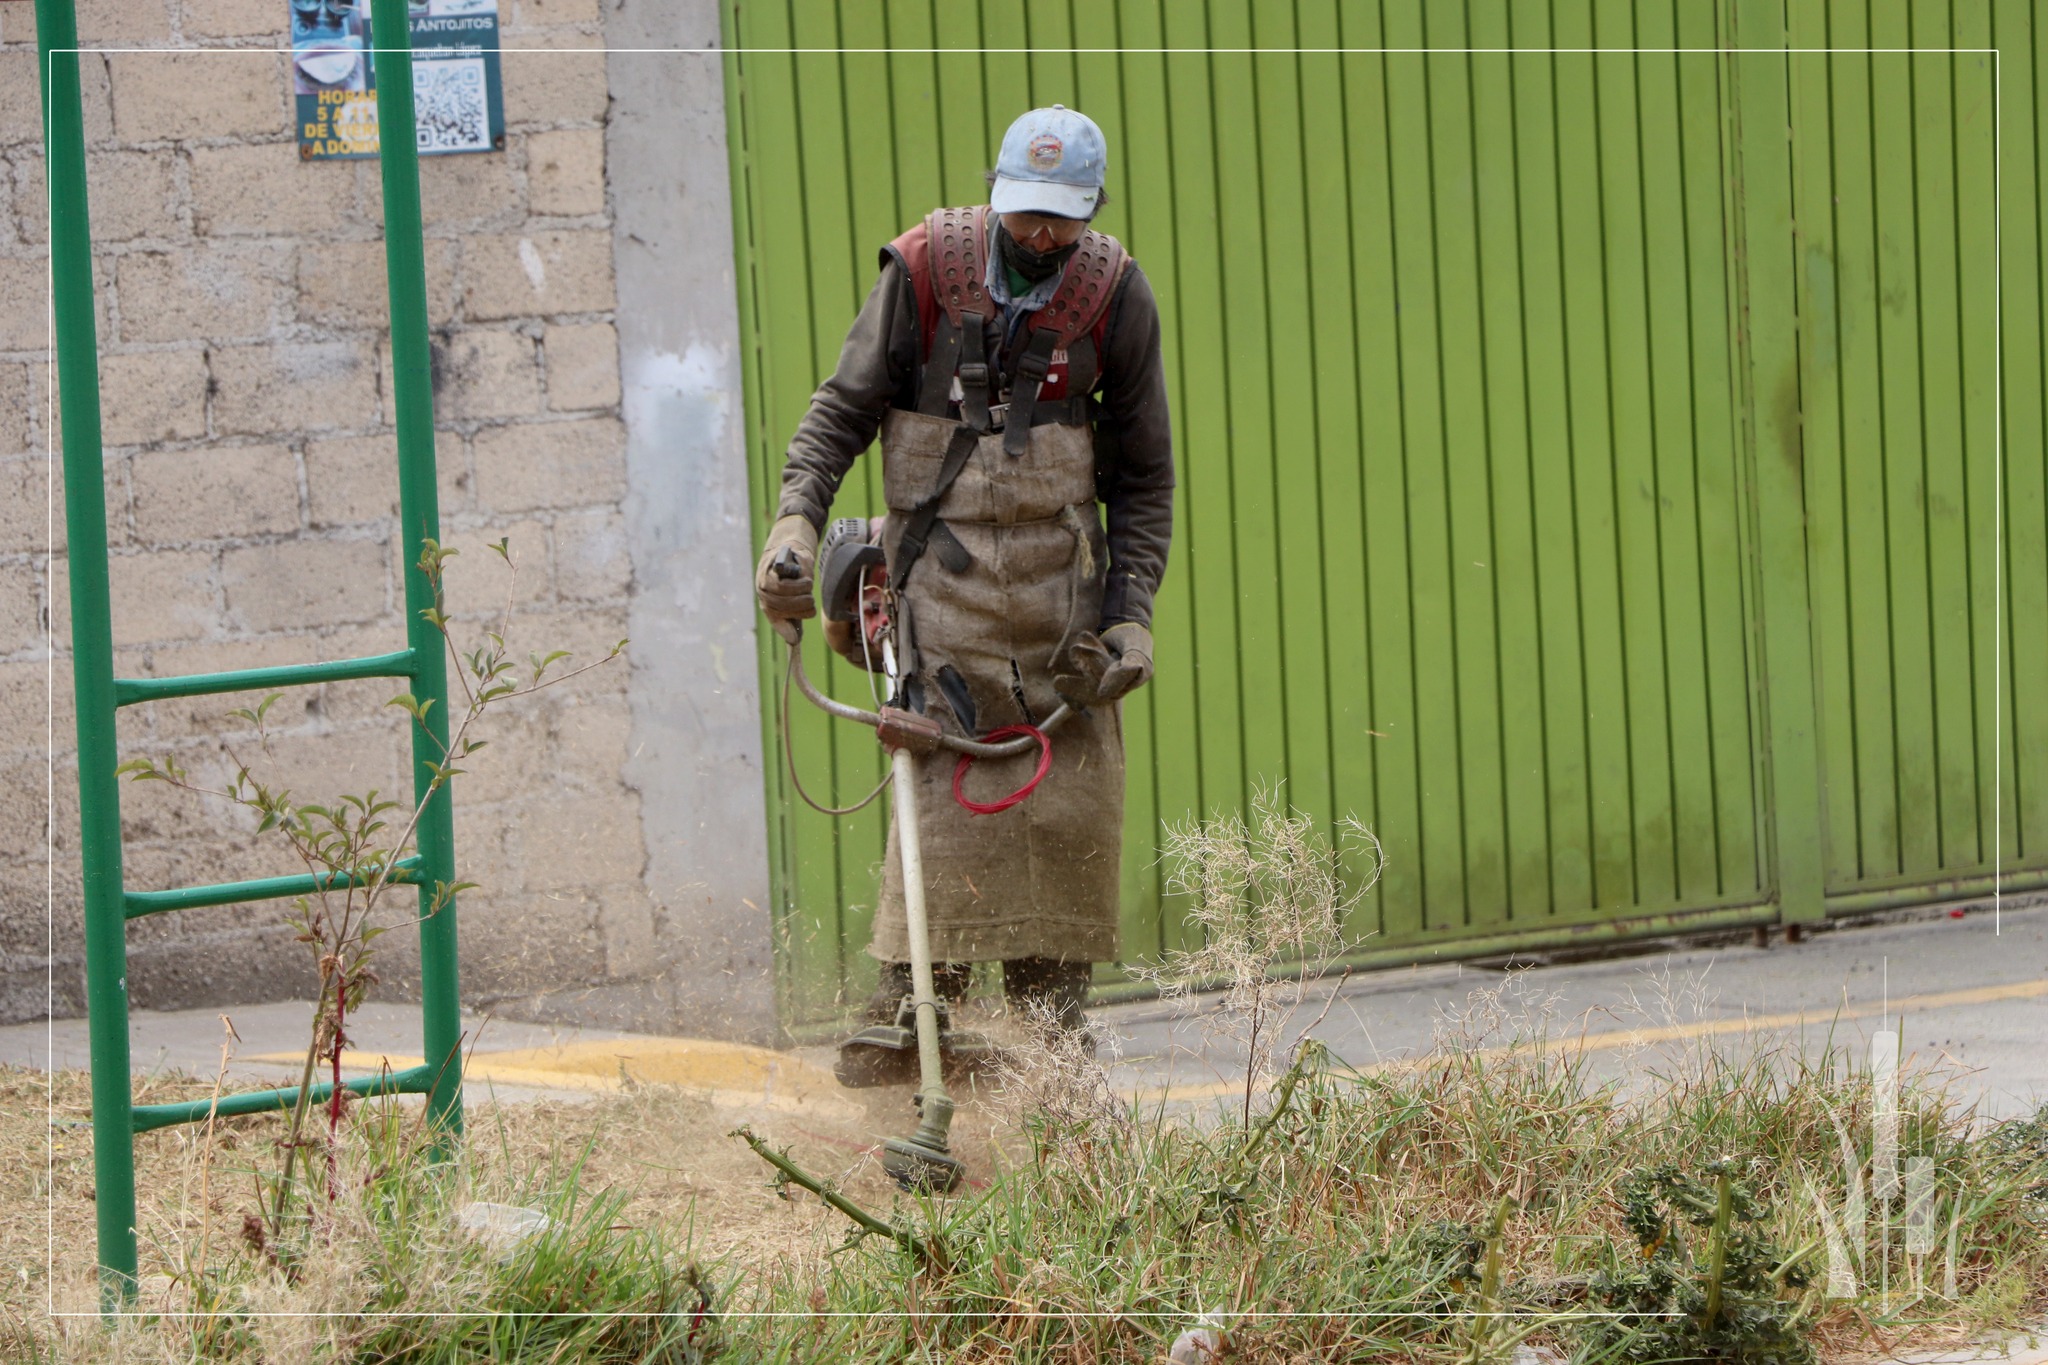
[247, 1036, 860, 1119]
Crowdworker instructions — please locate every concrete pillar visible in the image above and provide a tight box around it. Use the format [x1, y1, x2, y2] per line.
[602, 1, 777, 1043]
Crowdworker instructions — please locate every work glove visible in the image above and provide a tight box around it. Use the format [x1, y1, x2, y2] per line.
[754, 514, 819, 621]
[1097, 622, 1154, 701]
[1053, 622, 1153, 708]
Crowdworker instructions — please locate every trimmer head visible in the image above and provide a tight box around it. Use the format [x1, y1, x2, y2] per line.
[880, 1134, 965, 1193]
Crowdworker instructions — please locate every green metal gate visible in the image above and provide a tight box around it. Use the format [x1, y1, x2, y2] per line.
[722, 1, 2047, 1035]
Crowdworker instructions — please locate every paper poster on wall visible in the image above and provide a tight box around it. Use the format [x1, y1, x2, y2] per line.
[293, 0, 505, 161]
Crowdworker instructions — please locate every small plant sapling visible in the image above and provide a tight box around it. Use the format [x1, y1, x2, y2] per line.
[116, 537, 623, 1251]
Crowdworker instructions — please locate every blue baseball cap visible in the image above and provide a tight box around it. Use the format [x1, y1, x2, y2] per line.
[989, 105, 1106, 219]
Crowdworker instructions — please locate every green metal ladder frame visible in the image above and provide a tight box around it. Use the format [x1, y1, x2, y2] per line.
[36, 0, 465, 1304]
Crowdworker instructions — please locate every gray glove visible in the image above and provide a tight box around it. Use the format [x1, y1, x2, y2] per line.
[1097, 622, 1153, 701]
[754, 514, 818, 621]
[1053, 623, 1153, 707]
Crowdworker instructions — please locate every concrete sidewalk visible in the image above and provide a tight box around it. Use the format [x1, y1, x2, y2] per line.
[3, 902, 2042, 1119]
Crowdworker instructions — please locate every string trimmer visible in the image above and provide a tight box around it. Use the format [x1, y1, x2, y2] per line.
[769, 526, 1073, 1193]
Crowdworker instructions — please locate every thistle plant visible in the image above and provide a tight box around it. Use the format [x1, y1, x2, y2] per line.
[116, 537, 623, 1247]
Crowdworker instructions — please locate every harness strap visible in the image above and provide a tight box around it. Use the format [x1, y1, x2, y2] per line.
[892, 421, 981, 590]
[916, 313, 963, 415]
[954, 319, 995, 431]
[1002, 328, 1061, 456]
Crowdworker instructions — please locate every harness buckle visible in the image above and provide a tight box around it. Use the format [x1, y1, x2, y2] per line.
[986, 402, 1009, 432]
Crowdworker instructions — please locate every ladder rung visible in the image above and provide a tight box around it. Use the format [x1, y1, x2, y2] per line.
[112, 649, 418, 707]
[129, 1063, 435, 1133]
[124, 858, 422, 919]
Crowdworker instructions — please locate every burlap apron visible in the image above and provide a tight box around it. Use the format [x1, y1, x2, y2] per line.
[865, 407, 1124, 965]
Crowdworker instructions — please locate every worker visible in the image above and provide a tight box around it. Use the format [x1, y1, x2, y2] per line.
[753, 105, 1175, 1045]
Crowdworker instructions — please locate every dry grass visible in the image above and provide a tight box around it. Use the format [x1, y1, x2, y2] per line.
[0, 1061, 1006, 1360]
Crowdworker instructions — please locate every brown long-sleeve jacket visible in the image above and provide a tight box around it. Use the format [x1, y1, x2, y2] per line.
[774, 249, 1175, 629]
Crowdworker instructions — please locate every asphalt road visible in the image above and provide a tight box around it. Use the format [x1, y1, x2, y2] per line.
[1098, 900, 2048, 1121]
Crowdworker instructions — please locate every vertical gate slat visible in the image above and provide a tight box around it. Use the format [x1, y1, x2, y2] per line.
[1339, 27, 1430, 940]
[1508, 28, 1601, 918]
[1467, 5, 1552, 923]
[1594, 6, 1681, 908]
[1674, 4, 1763, 901]
[1554, 5, 1640, 913]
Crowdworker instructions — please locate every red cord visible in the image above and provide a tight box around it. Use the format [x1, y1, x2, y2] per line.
[952, 725, 1052, 815]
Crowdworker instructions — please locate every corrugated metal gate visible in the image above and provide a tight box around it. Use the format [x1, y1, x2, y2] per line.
[720, 0, 2047, 1034]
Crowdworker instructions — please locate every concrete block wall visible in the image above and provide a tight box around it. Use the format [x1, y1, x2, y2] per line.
[0, 0, 719, 1031]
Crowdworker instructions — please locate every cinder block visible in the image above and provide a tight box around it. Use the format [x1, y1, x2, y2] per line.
[115, 244, 290, 345]
[0, 364, 29, 456]
[210, 339, 380, 437]
[297, 237, 457, 329]
[0, 560, 37, 656]
[436, 515, 553, 610]
[0, 50, 112, 149]
[472, 416, 624, 513]
[0, 54, 42, 149]
[305, 429, 468, 526]
[0, 757, 60, 860]
[252, 727, 408, 812]
[103, 546, 220, 645]
[507, 790, 643, 889]
[182, 0, 286, 40]
[448, 704, 557, 806]
[84, 151, 182, 244]
[108, 51, 288, 143]
[0, 253, 47, 353]
[428, 329, 541, 421]
[553, 507, 626, 602]
[131, 443, 300, 543]
[542, 320, 618, 412]
[74, 0, 174, 45]
[498, 36, 609, 126]
[192, 142, 358, 238]
[511, 0, 604, 30]
[460, 230, 616, 322]
[525, 128, 605, 217]
[98, 348, 208, 447]
[479, 604, 627, 700]
[0, 458, 64, 558]
[221, 534, 387, 632]
[0, 658, 71, 756]
[415, 151, 523, 231]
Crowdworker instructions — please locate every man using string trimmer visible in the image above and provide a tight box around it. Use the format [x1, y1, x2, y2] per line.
[755, 105, 1175, 1082]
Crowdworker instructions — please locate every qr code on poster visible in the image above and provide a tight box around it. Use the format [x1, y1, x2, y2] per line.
[413, 58, 490, 154]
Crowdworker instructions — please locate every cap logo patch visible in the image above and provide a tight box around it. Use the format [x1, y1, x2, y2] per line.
[1027, 133, 1064, 170]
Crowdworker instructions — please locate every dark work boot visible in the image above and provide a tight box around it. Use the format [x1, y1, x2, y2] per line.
[1002, 957, 1095, 1051]
[862, 960, 972, 1024]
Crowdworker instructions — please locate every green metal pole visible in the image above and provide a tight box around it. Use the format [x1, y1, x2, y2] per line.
[369, 0, 463, 1139]
[35, 0, 139, 1306]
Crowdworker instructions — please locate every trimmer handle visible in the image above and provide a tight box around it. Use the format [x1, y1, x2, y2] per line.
[770, 546, 803, 580]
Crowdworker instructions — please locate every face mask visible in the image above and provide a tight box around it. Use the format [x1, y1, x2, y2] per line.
[998, 226, 1078, 284]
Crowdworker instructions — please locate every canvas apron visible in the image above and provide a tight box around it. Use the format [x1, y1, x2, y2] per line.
[866, 407, 1124, 965]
